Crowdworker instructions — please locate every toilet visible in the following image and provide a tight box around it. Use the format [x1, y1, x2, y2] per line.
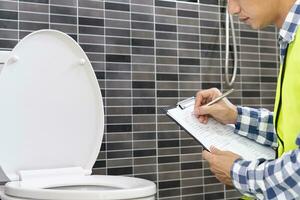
[0, 29, 156, 200]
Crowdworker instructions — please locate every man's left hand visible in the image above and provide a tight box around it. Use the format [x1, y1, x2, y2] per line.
[202, 146, 241, 186]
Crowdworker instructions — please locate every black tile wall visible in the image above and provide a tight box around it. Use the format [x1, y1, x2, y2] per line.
[0, 0, 279, 199]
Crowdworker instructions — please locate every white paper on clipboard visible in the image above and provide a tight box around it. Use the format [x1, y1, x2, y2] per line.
[166, 99, 275, 161]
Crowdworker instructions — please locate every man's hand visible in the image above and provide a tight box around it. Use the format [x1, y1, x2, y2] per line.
[194, 88, 238, 125]
[203, 146, 241, 186]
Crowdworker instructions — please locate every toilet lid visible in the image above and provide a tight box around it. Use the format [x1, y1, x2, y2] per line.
[0, 30, 104, 181]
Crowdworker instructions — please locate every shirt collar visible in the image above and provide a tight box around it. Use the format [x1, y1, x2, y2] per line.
[279, 0, 300, 44]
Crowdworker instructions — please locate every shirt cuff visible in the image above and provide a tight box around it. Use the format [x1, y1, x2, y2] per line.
[234, 106, 258, 137]
[231, 159, 252, 194]
[231, 158, 266, 197]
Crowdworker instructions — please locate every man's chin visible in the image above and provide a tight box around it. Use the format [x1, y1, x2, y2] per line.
[249, 22, 262, 30]
[242, 22, 257, 29]
[249, 20, 270, 30]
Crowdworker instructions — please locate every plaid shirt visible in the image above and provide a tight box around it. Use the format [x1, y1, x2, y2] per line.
[230, 1, 300, 199]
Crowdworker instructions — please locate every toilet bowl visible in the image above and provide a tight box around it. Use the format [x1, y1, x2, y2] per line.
[0, 30, 156, 200]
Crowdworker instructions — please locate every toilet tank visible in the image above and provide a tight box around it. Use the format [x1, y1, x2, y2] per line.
[0, 51, 10, 73]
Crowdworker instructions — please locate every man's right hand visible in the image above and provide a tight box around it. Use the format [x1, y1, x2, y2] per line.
[193, 88, 238, 125]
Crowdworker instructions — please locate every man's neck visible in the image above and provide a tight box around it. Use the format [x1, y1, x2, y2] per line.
[275, 0, 297, 28]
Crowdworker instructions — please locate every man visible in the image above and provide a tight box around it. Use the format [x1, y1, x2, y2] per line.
[193, 0, 300, 199]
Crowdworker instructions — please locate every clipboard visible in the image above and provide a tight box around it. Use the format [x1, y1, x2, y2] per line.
[164, 97, 276, 161]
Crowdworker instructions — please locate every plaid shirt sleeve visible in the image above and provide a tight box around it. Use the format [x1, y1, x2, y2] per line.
[231, 135, 300, 199]
[234, 106, 278, 148]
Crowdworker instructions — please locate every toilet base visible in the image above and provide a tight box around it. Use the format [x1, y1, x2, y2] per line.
[1, 193, 155, 200]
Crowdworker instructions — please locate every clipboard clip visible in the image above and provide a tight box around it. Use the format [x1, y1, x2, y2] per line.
[177, 96, 195, 110]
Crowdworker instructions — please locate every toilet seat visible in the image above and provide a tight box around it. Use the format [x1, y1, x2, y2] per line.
[0, 29, 156, 200]
[3, 175, 156, 200]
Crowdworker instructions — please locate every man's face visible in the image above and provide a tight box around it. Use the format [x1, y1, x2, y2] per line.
[228, 0, 279, 29]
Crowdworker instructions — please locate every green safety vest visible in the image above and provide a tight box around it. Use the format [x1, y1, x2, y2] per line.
[240, 28, 300, 200]
[274, 27, 300, 156]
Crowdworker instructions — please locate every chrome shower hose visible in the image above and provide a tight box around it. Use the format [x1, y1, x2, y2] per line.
[225, 7, 238, 86]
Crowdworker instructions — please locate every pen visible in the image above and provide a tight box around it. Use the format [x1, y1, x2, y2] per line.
[206, 88, 234, 106]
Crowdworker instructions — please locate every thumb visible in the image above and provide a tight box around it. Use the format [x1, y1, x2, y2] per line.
[210, 146, 223, 155]
[202, 150, 212, 162]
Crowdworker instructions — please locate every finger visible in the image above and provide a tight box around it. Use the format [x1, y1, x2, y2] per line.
[198, 115, 204, 123]
[215, 174, 226, 184]
[210, 166, 218, 175]
[194, 91, 205, 114]
[203, 115, 209, 124]
[202, 150, 212, 162]
[211, 92, 221, 101]
[199, 115, 209, 123]
[194, 89, 214, 114]
[210, 146, 223, 155]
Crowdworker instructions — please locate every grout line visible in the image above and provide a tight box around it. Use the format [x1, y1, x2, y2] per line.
[103, 0, 108, 176]
[153, 0, 160, 199]
[17, 0, 19, 41]
[129, 0, 134, 177]
[174, 2, 182, 199]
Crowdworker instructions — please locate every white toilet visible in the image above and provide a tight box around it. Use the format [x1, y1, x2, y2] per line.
[0, 30, 156, 200]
